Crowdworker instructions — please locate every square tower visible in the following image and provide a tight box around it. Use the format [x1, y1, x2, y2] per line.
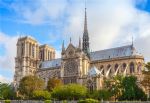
[14, 36, 39, 87]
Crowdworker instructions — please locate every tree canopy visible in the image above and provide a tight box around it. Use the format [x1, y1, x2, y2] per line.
[19, 75, 45, 98]
[119, 76, 146, 101]
[141, 62, 150, 100]
[47, 78, 62, 92]
[0, 82, 15, 99]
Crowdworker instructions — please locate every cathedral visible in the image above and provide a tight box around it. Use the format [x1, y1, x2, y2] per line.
[14, 8, 144, 90]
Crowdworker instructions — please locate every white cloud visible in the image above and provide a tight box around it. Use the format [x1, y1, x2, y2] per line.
[0, 74, 12, 83]
[55, 50, 61, 58]
[62, 0, 150, 61]
[11, 0, 68, 25]
[135, 35, 150, 62]
[0, 32, 18, 71]
[3, 0, 150, 62]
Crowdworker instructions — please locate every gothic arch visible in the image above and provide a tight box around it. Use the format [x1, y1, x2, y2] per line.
[114, 64, 119, 72]
[137, 62, 142, 74]
[121, 63, 127, 73]
[29, 43, 31, 56]
[87, 79, 94, 91]
[32, 44, 35, 58]
[107, 64, 111, 69]
[130, 62, 135, 74]
[107, 64, 112, 74]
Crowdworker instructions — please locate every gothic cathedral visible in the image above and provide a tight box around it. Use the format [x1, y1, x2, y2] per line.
[14, 8, 144, 90]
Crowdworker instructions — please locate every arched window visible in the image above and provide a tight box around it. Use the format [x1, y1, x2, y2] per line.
[130, 62, 135, 74]
[137, 62, 142, 74]
[29, 43, 31, 56]
[122, 63, 127, 72]
[32, 46, 35, 58]
[21, 43, 24, 56]
[40, 50, 42, 60]
[114, 64, 118, 72]
[42, 50, 44, 61]
[107, 64, 111, 69]
[87, 79, 94, 92]
[107, 64, 111, 74]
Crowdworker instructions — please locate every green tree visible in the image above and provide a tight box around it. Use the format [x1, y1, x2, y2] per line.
[104, 75, 123, 100]
[47, 78, 62, 92]
[32, 90, 51, 100]
[19, 75, 45, 98]
[110, 75, 124, 100]
[119, 76, 146, 101]
[51, 84, 87, 100]
[141, 62, 150, 99]
[0, 82, 15, 99]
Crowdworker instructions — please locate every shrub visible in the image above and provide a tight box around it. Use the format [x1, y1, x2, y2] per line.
[5, 100, 11, 103]
[78, 98, 99, 103]
[51, 84, 87, 100]
[32, 90, 51, 100]
[44, 100, 51, 103]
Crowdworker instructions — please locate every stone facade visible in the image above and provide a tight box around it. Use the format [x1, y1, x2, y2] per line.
[14, 8, 144, 90]
[14, 36, 55, 88]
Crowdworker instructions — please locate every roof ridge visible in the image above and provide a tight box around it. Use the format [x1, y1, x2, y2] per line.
[90, 45, 132, 53]
[42, 58, 61, 63]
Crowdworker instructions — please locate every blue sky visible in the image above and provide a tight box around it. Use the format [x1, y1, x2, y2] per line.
[0, 0, 150, 83]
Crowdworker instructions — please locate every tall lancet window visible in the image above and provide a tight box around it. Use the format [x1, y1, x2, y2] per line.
[29, 43, 31, 56]
[21, 43, 24, 56]
[130, 62, 135, 74]
[32, 46, 35, 58]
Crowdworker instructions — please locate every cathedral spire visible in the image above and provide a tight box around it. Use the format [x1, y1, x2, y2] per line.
[82, 4, 90, 58]
[84, 7, 88, 34]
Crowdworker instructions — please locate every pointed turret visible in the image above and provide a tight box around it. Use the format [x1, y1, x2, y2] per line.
[70, 37, 72, 43]
[79, 37, 81, 49]
[61, 40, 65, 55]
[131, 35, 136, 55]
[82, 7, 90, 57]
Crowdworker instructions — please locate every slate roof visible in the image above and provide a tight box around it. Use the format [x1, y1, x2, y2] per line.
[90, 45, 140, 61]
[40, 45, 142, 69]
[40, 58, 61, 69]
